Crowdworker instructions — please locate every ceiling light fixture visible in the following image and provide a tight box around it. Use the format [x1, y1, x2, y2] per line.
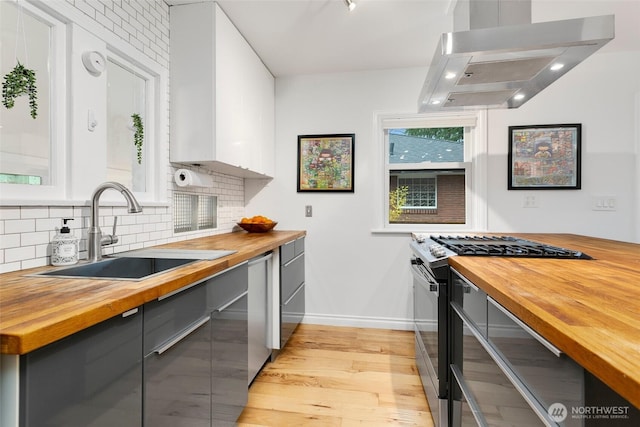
[550, 63, 565, 71]
[344, 0, 356, 12]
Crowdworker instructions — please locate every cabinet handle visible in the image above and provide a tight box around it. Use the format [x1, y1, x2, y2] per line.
[488, 297, 562, 357]
[121, 308, 139, 317]
[283, 282, 304, 306]
[216, 290, 248, 312]
[248, 252, 273, 266]
[451, 267, 479, 292]
[154, 316, 210, 355]
[451, 303, 556, 426]
[283, 252, 304, 268]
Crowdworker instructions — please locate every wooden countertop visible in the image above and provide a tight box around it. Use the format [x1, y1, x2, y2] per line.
[447, 233, 640, 410]
[0, 230, 305, 355]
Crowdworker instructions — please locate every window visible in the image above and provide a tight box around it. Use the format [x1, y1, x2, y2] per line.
[106, 56, 150, 193]
[379, 112, 486, 231]
[0, 1, 66, 200]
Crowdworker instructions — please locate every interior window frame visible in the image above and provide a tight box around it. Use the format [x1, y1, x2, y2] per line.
[378, 111, 488, 233]
[0, 1, 67, 202]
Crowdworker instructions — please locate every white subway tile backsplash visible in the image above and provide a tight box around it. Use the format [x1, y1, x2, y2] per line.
[0, 207, 21, 220]
[5, 246, 35, 263]
[0, 234, 20, 249]
[21, 232, 51, 246]
[5, 219, 36, 234]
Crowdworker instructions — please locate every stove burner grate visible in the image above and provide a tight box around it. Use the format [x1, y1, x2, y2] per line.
[430, 235, 592, 259]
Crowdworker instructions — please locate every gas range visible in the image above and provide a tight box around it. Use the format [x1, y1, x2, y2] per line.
[412, 234, 592, 265]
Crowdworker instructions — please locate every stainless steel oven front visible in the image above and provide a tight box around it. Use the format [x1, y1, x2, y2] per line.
[411, 250, 449, 427]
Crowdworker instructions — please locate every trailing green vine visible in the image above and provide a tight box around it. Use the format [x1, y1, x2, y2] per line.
[131, 113, 144, 164]
[2, 61, 38, 119]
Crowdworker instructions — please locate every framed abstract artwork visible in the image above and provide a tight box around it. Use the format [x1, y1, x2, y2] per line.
[297, 134, 354, 192]
[508, 124, 582, 190]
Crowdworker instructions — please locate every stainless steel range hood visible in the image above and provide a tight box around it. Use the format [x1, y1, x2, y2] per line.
[418, 0, 614, 112]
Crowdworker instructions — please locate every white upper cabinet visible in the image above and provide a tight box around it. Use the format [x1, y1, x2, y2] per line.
[170, 2, 275, 178]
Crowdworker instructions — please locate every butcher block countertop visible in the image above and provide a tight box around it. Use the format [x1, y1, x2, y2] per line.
[0, 230, 305, 356]
[448, 233, 640, 410]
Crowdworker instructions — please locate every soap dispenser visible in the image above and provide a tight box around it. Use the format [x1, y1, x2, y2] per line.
[51, 218, 79, 266]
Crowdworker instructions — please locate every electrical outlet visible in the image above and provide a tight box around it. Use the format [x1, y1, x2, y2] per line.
[592, 196, 616, 211]
[305, 205, 312, 217]
[522, 195, 539, 208]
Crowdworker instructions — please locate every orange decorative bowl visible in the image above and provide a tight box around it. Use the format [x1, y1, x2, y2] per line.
[237, 221, 277, 233]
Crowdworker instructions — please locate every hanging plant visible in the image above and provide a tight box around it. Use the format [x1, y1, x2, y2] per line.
[131, 113, 144, 164]
[2, 61, 38, 119]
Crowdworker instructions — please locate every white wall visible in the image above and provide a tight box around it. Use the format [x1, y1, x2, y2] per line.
[248, 19, 640, 330]
[247, 68, 427, 329]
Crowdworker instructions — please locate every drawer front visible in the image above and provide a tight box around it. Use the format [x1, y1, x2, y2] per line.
[212, 292, 248, 424]
[207, 262, 248, 312]
[281, 253, 304, 303]
[144, 317, 211, 427]
[280, 283, 305, 348]
[451, 305, 545, 427]
[144, 283, 207, 355]
[451, 268, 487, 336]
[488, 297, 584, 425]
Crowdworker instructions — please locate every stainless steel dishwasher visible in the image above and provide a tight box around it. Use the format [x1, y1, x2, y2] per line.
[248, 252, 273, 384]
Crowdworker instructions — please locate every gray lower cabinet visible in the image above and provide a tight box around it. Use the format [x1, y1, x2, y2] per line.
[144, 281, 211, 427]
[208, 262, 249, 426]
[143, 262, 248, 427]
[19, 308, 143, 427]
[279, 237, 305, 352]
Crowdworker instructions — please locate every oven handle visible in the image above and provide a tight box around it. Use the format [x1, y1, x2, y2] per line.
[488, 297, 563, 357]
[410, 260, 439, 296]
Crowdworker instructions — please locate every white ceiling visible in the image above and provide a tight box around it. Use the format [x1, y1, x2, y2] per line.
[166, 0, 639, 78]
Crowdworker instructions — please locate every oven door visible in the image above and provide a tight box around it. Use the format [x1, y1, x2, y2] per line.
[412, 258, 448, 427]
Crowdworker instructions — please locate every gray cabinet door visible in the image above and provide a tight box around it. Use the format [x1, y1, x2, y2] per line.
[279, 237, 305, 350]
[144, 316, 212, 427]
[20, 309, 143, 427]
[209, 262, 248, 426]
[144, 281, 211, 427]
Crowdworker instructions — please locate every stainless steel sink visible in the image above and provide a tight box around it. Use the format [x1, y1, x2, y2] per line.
[33, 248, 237, 281]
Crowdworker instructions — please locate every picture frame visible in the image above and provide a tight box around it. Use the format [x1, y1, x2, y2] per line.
[508, 124, 582, 190]
[297, 134, 355, 192]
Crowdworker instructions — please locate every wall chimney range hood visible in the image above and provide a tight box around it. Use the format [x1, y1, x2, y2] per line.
[418, 0, 614, 112]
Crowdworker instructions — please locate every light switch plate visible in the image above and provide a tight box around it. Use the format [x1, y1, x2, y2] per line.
[305, 205, 312, 217]
[592, 196, 616, 211]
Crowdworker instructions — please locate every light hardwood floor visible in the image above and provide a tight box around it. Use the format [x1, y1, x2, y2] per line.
[237, 324, 433, 426]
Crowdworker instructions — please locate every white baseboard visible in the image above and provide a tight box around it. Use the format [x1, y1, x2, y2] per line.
[302, 313, 414, 331]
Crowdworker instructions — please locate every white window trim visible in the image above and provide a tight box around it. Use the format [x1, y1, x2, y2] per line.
[0, 0, 67, 202]
[373, 110, 489, 234]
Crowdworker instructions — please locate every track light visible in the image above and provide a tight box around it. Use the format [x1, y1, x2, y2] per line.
[344, 0, 356, 12]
